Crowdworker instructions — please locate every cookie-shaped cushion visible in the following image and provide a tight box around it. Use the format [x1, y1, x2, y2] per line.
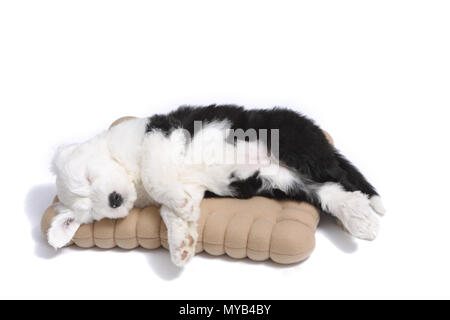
[41, 196, 319, 264]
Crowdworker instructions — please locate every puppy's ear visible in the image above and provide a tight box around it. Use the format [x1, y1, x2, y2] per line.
[51, 144, 78, 175]
[47, 207, 81, 250]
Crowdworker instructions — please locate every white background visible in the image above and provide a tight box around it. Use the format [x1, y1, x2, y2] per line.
[1, 0, 449, 299]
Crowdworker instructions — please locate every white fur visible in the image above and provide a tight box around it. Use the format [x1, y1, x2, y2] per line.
[53, 134, 137, 221]
[316, 182, 380, 240]
[106, 118, 155, 208]
[47, 206, 81, 249]
[370, 195, 386, 216]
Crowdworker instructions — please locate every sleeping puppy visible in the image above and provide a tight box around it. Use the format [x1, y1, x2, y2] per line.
[49, 105, 385, 266]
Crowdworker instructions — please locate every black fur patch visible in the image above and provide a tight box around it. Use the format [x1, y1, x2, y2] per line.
[229, 171, 263, 199]
[146, 114, 182, 135]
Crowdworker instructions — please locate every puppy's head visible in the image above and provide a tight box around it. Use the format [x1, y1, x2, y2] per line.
[48, 137, 137, 249]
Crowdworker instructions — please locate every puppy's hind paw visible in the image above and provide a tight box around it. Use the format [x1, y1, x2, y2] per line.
[345, 211, 380, 241]
[370, 195, 386, 216]
[339, 192, 380, 241]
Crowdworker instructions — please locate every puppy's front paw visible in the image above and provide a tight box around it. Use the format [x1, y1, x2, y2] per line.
[167, 190, 199, 221]
[174, 197, 194, 220]
[170, 223, 198, 267]
[338, 192, 380, 240]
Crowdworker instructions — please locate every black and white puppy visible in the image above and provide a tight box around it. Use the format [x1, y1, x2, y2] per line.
[49, 105, 385, 266]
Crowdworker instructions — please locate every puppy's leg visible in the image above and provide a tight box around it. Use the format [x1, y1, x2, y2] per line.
[160, 205, 198, 266]
[315, 182, 380, 240]
[369, 195, 386, 216]
[141, 129, 189, 215]
[333, 153, 386, 216]
[141, 129, 206, 221]
[172, 183, 205, 222]
[161, 184, 204, 266]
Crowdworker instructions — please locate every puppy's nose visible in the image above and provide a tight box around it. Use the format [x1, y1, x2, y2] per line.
[109, 191, 123, 208]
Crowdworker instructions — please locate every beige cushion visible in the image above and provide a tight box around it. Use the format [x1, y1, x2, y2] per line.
[41, 196, 319, 264]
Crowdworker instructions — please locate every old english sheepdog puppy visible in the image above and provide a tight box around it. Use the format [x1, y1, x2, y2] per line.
[49, 105, 385, 266]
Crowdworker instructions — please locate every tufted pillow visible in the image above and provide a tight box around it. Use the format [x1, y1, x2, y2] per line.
[41, 196, 319, 264]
